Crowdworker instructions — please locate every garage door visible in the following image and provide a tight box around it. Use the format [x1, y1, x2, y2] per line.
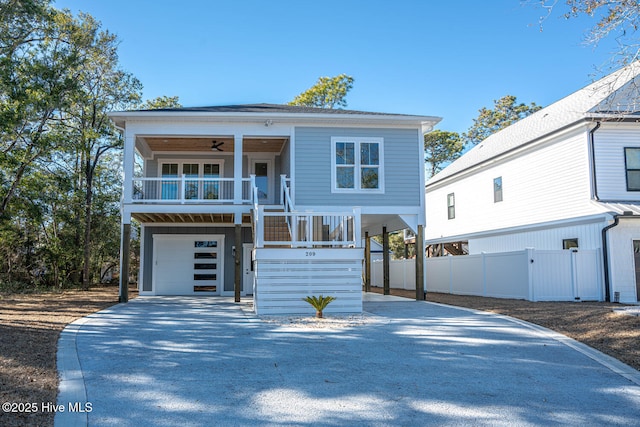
[153, 235, 224, 295]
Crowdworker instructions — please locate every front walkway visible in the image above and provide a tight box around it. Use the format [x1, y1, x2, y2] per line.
[57, 296, 640, 426]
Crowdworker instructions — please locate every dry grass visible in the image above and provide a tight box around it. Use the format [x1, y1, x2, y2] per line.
[0, 286, 131, 427]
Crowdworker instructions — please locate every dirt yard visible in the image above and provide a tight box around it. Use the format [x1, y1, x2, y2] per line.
[0, 286, 130, 427]
[0, 286, 638, 426]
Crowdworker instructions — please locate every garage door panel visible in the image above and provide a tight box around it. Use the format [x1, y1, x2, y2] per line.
[153, 235, 224, 295]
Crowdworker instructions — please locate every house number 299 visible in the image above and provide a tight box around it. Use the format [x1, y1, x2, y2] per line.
[305, 251, 316, 257]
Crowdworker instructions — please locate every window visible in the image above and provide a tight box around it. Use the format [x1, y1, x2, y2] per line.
[625, 148, 640, 191]
[332, 137, 384, 192]
[494, 177, 503, 203]
[563, 238, 579, 250]
[447, 193, 455, 220]
[159, 160, 224, 200]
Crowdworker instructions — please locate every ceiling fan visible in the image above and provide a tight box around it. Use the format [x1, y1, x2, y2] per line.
[211, 140, 224, 152]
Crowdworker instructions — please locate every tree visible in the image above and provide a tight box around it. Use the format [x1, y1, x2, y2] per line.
[138, 95, 181, 110]
[60, 14, 142, 289]
[0, 3, 142, 291]
[0, 1, 87, 218]
[463, 95, 542, 145]
[424, 130, 464, 178]
[288, 74, 354, 109]
[534, 0, 640, 67]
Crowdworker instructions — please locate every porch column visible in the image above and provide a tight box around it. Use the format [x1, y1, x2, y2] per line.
[364, 232, 371, 292]
[415, 225, 425, 301]
[122, 133, 135, 203]
[234, 134, 243, 203]
[119, 212, 131, 303]
[383, 226, 390, 295]
[234, 223, 242, 302]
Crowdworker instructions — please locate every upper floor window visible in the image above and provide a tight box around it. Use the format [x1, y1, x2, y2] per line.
[493, 176, 503, 203]
[331, 137, 384, 192]
[447, 193, 455, 220]
[625, 148, 640, 191]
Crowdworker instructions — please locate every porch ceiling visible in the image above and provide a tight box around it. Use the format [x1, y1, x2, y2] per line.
[132, 212, 252, 224]
[140, 137, 287, 153]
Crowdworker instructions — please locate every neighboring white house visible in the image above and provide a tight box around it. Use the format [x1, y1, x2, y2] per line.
[110, 104, 439, 314]
[425, 63, 640, 304]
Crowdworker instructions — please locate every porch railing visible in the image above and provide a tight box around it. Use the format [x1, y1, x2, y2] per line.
[253, 176, 361, 248]
[131, 176, 252, 204]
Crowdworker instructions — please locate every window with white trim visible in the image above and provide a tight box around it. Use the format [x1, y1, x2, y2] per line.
[447, 193, 455, 220]
[331, 137, 384, 192]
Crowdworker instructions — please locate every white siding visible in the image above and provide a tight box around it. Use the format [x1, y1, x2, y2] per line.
[593, 122, 640, 201]
[426, 129, 596, 240]
[469, 219, 606, 253]
[253, 248, 363, 315]
[608, 218, 640, 303]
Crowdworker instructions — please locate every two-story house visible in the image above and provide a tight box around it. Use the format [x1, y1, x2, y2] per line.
[110, 104, 439, 314]
[425, 62, 640, 304]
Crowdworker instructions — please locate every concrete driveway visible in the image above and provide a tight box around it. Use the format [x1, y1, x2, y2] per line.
[56, 295, 640, 427]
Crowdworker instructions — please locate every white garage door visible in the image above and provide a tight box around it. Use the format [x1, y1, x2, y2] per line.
[153, 234, 224, 295]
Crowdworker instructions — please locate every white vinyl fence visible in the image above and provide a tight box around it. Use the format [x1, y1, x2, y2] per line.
[372, 249, 603, 301]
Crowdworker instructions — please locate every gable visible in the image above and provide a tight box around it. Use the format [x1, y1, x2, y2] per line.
[428, 62, 640, 186]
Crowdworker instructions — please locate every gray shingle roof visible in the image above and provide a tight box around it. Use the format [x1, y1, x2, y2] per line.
[428, 62, 640, 185]
[133, 103, 424, 118]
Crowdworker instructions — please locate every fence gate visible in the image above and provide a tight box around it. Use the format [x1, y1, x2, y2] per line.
[531, 249, 601, 301]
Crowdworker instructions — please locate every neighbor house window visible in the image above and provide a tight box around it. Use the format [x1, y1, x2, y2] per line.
[563, 238, 579, 250]
[494, 176, 503, 203]
[625, 148, 640, 191]
[332, 137, 384, 192]
[447, 193, 455, 220]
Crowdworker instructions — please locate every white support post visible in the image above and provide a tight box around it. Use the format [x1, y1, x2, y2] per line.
[234, 134, 243, 204]
[353, 207, 361, 246]
[180, 174, 186, 204]
[122, 134, 135, 203]
[255, 205, 264, 248]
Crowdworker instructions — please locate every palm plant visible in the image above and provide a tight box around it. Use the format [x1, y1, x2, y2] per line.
[302, 295, 336, 318]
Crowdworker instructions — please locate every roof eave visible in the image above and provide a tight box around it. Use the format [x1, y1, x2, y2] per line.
[108, 110, 442, 129]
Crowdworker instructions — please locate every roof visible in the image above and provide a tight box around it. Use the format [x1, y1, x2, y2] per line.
[594, 201, 640, 216]
[133, 103, 423, 117]
[427, 62, 640, 186]
[109, 103, 441, 132]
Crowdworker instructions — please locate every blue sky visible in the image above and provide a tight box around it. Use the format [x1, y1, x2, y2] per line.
[54, 0, 619, 135]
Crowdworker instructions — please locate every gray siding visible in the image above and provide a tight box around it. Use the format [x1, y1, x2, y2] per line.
[294, 127, 422, 206]
[142, 226, 252, 292]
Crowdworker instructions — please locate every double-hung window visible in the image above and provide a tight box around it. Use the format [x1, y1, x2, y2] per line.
[332, 137, 384, 192]
[493, 176, 503, 202]
[447, 193, 455, 220]
[625, 148, 640, 191]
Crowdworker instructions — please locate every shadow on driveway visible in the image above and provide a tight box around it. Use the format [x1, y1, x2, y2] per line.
[57, 297, 640, 426]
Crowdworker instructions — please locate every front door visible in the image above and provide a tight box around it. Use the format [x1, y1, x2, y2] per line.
[251, 159, 273, 204]
[243, 244, 254, 296]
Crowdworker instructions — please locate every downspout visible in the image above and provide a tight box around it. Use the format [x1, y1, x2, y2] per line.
[589, 121, 601, 200]
[601, 215, 619, 302]
[589, 121, 615, 301]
